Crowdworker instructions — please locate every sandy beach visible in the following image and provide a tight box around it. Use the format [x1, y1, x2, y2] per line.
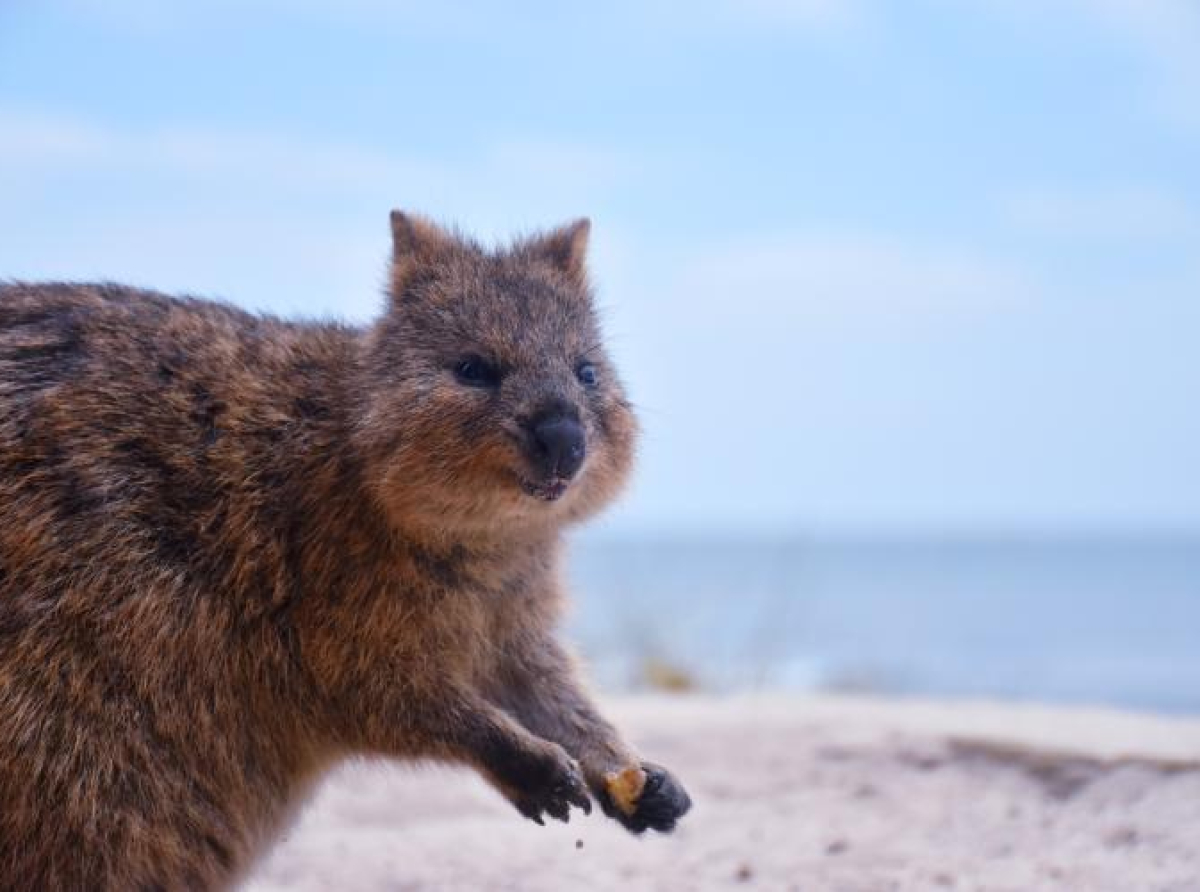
[244, 695, 1200, 891]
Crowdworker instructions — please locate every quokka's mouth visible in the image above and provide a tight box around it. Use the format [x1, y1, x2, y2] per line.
[520, 476, 571, 502]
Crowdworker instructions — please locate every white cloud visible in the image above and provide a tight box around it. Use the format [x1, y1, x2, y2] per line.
[0, 107, 632, 226]
[0, 107, 440, 192]
[1075, 0, 1200, 129]
[1001, 186, 1200, 244]
[668, 232, 1033, 329]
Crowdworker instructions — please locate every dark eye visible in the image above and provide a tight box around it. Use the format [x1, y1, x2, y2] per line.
[453, 355, 501, 388]
[576, 361, 600, 388]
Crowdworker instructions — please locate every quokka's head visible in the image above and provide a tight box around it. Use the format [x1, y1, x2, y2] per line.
[355, 211, 637, 538]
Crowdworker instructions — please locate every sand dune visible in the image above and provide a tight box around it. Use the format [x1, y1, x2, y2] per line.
[244, 695, 1200, 891]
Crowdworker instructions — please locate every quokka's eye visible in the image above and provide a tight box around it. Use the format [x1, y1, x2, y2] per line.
[576, 361, 600, 388]
[453, 355, 501, 388]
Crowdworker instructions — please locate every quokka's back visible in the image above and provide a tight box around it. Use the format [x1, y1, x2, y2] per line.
[0, 281, 368, 887]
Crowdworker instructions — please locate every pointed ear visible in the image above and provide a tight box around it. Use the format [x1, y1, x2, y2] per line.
[389, 210, 455, 301]
[390, 210, 453, 264]
[531, 217, 591, 283]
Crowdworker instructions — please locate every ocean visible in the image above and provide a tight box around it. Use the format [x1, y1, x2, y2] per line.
[565, 537, 1200, 714]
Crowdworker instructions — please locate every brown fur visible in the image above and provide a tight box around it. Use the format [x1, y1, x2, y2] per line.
[0, 213, 690, 890]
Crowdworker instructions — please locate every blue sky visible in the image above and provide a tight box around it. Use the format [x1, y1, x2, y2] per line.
[2, 0, 1198, 536]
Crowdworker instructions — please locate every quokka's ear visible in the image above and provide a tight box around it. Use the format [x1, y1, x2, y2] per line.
[389, 210, 454, 299]
[389, 210, 453, 264]
[530, 218, 591, 283]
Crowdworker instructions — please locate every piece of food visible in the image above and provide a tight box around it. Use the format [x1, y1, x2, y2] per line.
[603, 765, 647, 816]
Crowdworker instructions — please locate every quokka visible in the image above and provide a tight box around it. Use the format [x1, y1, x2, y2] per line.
[0, 212, 691, 890]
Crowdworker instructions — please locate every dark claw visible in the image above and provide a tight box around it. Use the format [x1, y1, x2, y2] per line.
[546, 796, 570, 823]
[510, 752, 592, 826]
[599, 762, 692, 835]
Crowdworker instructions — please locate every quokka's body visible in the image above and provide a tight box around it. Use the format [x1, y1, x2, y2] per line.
[0, 214, 690, 890]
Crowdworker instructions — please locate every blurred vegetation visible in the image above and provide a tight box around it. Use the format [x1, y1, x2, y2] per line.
[637, 656, 698, 693]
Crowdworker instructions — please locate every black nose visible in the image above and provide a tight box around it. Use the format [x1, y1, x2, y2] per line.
[531, 414, 586, 480]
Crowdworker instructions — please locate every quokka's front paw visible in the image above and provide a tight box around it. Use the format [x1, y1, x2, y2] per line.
[599, 762, 692, 834]
[506, 744, 592, 826]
